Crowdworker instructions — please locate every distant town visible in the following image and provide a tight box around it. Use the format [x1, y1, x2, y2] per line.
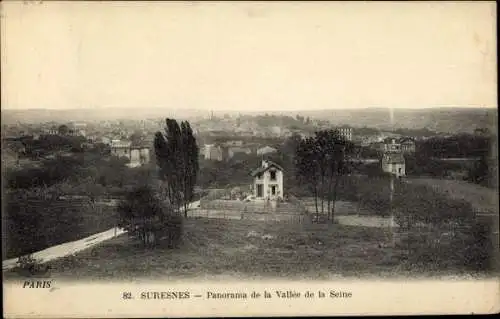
[2, 110, 495, 177]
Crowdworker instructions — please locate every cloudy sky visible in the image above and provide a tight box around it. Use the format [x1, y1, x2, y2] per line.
[2, 1, 497, 111]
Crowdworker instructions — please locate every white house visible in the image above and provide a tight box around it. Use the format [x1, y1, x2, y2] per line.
[110, 140, 150, 167]
[336, 126, 353, 141]
[250, 160, 284, 200]
[383, 138, 402, 152]
[204, 144, 224, 161]
[110, 140, 132, 158]
[128, 147, 151, 168]
[381, 152, 405, 177]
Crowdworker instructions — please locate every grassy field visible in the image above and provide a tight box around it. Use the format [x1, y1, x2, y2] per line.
[406, 177, 498, 214]
[3, 199, 118, 259]
[5, 217, 493, 281]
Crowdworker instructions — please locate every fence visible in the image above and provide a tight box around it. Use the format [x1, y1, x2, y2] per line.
[287, 193, 309, 215]
[199, 198, 310, 214]
[189, 208, 309, 224]
[199, 186, 251, 201]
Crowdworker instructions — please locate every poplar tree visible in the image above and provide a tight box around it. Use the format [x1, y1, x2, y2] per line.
[155, 118, 199, 217]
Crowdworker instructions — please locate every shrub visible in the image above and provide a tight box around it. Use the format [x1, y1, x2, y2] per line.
[396, 219, 494, 273]
[391, 181, 493, 273]
[460, 219, 494, 272]
[15, 254, 50, 277]
[117, 185, 183, 248]
[393, 181, 473, 229]
[335, 175, 392, 216]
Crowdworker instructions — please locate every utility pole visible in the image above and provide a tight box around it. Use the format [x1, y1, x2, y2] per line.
[390, 173, 395, 247]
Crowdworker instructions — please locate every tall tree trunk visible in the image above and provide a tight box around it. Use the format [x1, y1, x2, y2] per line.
[320, 170, 325, 216]
[142, 217, 147, 247]
[327, 173, 333, 221]
[313, 183, 319, 218]
[331, 174, 341, 223]
[326, 161, 335, 221]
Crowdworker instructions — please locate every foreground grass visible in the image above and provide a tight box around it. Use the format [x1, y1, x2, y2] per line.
[5, 218, 494, 281]
[406, 177, 498, 214]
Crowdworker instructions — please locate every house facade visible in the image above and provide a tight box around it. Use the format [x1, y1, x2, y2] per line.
[110, 140, 150, 167]
[250, 160, 284, 200]
[111, 140, 132, 158]
[399, 137, 416, 153]
[381, 152, 405, 177]
[128, 147, 151, 168]
[336, 126, 353, 141]
[383, 137, 415, 153]
[204, 144, 224, 161]
[383, 138, 401, 152]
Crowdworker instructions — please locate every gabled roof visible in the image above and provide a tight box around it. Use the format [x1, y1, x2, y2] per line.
[250, 160, 284, 177]
[383, 137, 399, 144]
[399, 137, 415, 143]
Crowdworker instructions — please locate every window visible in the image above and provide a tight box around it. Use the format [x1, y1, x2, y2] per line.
[270, 171, 276, 180]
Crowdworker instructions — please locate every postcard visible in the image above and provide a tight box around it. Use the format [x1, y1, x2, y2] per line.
[2, 1, 499, 317]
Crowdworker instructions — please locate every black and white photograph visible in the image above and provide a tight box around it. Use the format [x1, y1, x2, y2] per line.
[2, 1, 498, 317]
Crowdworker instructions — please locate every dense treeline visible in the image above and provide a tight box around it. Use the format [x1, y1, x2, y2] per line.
[407, 133, 496, 188]
[21, 135, 87, 156]
[4, 152, 152, 196]
[417, 133, 490, 158]
[392, 127, 436, 137]
[3, 193, 118, 259]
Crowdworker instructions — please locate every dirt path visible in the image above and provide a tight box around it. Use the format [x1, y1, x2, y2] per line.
[2, 227, 127, 271]
[336, 215, 394, 228]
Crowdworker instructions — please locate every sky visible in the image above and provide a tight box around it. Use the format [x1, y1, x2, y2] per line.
[1, 1, 497, 111]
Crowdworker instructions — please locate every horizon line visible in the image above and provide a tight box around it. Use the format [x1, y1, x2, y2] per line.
[1, 105, 498, 112]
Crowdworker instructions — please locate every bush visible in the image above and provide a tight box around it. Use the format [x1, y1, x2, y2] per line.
[117, 185, 183, 248]
[336, 175, 392, 216]
[396, 218, 494, 273]
[390, 181, 493, 273]
[393, 181, 473, 229]
[461, 219, 494, 271]
[14, 254, 50, 277]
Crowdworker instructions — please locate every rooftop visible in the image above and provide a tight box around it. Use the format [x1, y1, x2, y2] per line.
[250, 160, 284, 177]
